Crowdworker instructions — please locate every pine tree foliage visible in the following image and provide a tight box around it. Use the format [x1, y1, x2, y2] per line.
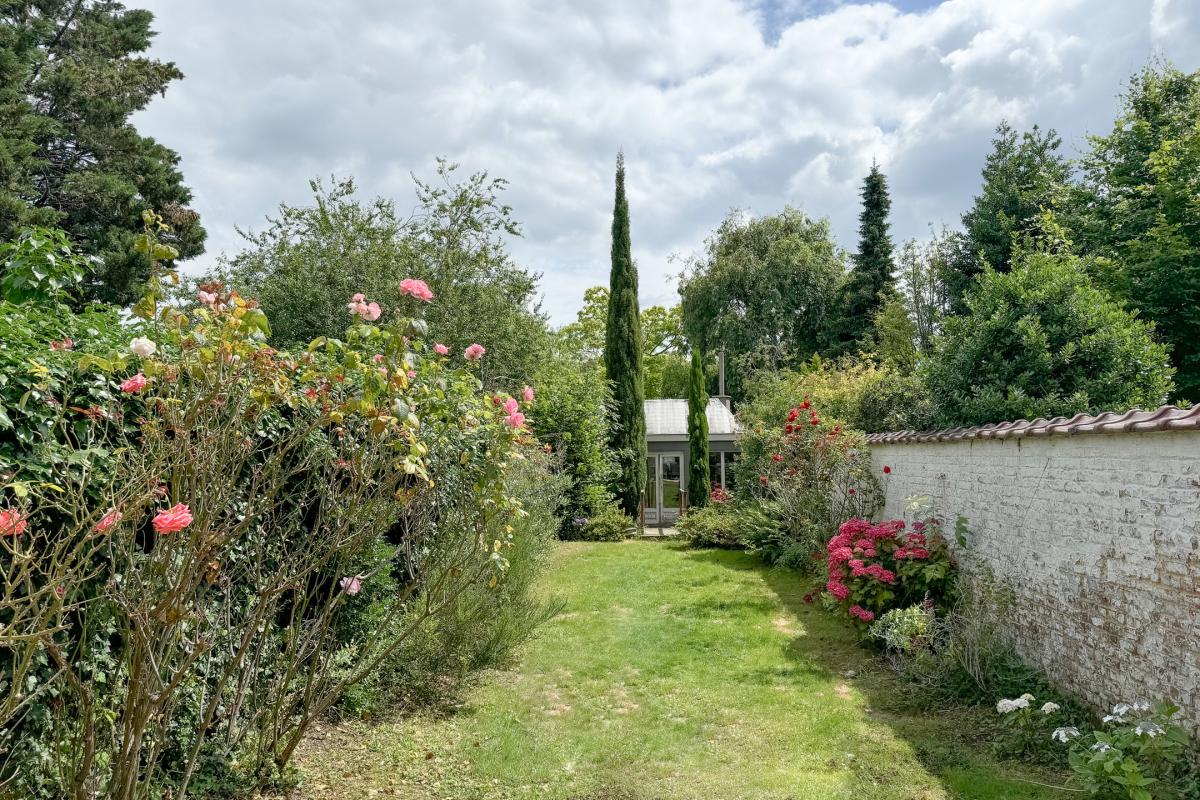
[0, 1, 205, 305]
[948, 122, 1069, 310]
[604, 152, 647, 517]
[686, 348, 710, 509]
[1069, 63, 1200, 402]
[830, 162, 896, 354]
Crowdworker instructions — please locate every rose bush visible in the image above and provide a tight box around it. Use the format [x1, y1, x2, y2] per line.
[738, 396, 882, 570]
[0, 214, 559, 799]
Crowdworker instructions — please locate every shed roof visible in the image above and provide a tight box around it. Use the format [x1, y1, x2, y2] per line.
[645, 399, 739, 441]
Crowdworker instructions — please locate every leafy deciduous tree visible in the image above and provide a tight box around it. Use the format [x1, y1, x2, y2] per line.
[895, 226, 955, 356]
[218, 164, 549, 390]
[559, 285, 689, 398]
[679, 208, 844, 402]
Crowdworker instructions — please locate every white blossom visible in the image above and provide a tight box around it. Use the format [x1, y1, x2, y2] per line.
[129, 336, 157, 358]
[1019, 693, 1035, 703]
[1041, 702, 1060, 714]
[1091, 742, 1112, 753]
[1135, 722, 1164, 738]
[1051, 726, 1081, 743]
[1131, 700, 1150, 713]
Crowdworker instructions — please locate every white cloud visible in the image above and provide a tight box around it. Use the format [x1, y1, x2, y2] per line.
[133, 0, 1200, 323]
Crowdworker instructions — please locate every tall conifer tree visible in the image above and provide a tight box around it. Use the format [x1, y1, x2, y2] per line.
[0, 2, 206, 305]
[829, 162, 895, 354]
[686, 349, 710, 509]
[604, 152, 646, 517]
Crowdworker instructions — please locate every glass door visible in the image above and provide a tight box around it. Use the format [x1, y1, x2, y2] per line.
[643, 455, 659, 525]
[660, 454, 682, 524]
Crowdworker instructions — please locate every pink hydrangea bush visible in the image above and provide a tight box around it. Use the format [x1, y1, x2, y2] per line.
[824, 516, 955, 625]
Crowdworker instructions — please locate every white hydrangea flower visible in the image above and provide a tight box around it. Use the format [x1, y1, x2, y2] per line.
[1041, 702, 1060, 714]
[1091, 741, 1112, 753]
[129, 336, 157, 358]
[1051, 726, 1081, 743]
[997, 698, 1021, 714]
[1013, 695, 1031, 710]
[1103, 703, 1133, 723]
[1135, 722, 1164, 738]
[1019, 693, 1035, 703]
[1131, 700, 1150, 713]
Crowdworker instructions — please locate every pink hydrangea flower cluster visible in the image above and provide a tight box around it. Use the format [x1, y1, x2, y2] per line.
[825, 517, 929, 623]
[849, 605, 875, 622]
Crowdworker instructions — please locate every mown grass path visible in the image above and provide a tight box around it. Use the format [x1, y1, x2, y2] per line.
[290, 541, 1070, 799]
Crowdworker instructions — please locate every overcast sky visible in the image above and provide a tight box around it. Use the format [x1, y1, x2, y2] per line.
[133, 0, 1200, 325]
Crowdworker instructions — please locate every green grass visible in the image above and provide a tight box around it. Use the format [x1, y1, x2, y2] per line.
[288, 540, 1072, 799]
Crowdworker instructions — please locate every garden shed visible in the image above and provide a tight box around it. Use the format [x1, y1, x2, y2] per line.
[642, 398, 740, 525]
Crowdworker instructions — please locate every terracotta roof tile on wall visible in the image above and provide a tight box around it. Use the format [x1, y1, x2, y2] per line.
[866, 405, 1200, 445]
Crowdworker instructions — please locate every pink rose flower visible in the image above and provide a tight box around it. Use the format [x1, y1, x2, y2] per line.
[373, 354, 384, 364]
[399, 278, 434, 302]
[340, 575, 363, 595]
[347, 294, 382, 321]
[120, 373, 148, 394]
[502, 397, 520, 415]
[522, 385, 534, 403]
[0, 508, 28, 537]
[198, 290, 219, 307]
[50, 338, 74, 351]
[434, 343, 449, 355]
[464, 343, 486, 361]
[406, 369, 416, 379]
[94, 509, 122, 534]
[152, 503, 193, 535]
[504, 411, 525, 429]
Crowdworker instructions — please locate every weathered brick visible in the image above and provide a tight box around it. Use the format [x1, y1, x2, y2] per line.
[869, 431, 1200, 730]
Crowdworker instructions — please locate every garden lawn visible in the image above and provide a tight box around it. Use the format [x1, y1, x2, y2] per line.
[288, 541, 1071, 799]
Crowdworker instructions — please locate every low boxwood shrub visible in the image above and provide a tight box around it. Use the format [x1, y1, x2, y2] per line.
[678, 504, 740, 548]
[578, 506, 634, 541]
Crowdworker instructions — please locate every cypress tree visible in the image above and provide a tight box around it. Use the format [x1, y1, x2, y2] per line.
[604, 152, 646, 518]
[686, 349, 710, 509]
[830, 163, 895, 354]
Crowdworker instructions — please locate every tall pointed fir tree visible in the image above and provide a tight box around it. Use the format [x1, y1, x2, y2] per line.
[686, 349, 710, 509]
[605, 152, 647, 518]
[830, 162, 896, 355]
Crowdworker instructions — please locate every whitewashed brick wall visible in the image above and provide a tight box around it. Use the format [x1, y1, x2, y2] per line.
[869, 431, 1200, 727]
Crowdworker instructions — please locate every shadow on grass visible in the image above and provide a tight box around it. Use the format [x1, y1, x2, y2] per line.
[680, 546, 1073, 800]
